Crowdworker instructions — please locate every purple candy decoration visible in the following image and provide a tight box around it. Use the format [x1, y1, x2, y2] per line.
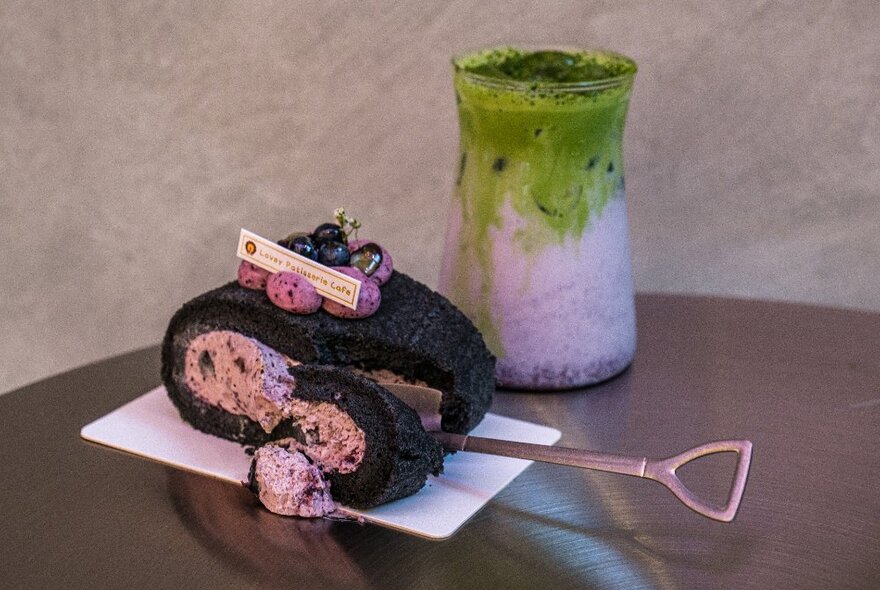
[266, 271, 323, 314]
[238, 261, 270, 290]
[321, 267, 381, 319]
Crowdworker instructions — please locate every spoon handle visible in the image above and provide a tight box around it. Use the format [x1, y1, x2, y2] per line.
[434, 433, 752, 522]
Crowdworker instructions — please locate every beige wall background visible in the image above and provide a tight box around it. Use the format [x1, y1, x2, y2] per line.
[2, 1, 879, 395]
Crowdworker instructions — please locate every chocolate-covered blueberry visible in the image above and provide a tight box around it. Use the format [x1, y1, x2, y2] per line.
[317, 241, 351, 266]
[279, 231, 309, 246]
[312, 223, 346, 245]
[285, 235, 318, 261]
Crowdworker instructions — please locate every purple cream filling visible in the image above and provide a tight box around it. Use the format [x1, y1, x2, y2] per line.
[184, 331, 299, 432]
[276, 401, 365, 474]
[252, 445, 337, 517]
[183, 330, 366, 473]
[182, 330, 448, 517]
[347, 367, 428, 388]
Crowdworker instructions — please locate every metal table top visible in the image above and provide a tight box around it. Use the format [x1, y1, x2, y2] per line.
[2, 294, 878, 589]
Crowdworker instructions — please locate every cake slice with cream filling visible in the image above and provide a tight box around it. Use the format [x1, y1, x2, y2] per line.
[161, 270, 495, 513]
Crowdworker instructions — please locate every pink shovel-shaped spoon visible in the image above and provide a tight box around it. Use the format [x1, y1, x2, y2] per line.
[382, 383, 753, 522]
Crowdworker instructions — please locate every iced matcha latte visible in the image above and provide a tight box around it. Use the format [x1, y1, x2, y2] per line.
[438, 47, 638, 389]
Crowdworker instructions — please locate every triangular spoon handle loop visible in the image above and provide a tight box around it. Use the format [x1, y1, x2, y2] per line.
[643, 440, 753, 522]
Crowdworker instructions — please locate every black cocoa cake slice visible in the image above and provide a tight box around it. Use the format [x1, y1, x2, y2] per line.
[160, 270, 494, 511]
[162, 271, 495, 435]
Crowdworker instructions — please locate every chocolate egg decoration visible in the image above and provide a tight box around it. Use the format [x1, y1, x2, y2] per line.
[349, 242, 383, 276]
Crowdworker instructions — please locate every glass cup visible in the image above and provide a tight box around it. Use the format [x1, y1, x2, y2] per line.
[438, 46, 638, 390]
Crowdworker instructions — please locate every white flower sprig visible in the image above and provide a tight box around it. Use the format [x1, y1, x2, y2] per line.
[334, 207, 362, 241]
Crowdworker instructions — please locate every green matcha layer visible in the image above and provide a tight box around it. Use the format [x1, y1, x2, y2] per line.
[452, 47, 636, 242]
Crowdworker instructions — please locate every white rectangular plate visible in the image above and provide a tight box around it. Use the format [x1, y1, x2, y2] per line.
[81, 387, 561, 540]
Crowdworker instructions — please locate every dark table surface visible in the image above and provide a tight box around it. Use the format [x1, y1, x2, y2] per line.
[2, 294, 879, 589]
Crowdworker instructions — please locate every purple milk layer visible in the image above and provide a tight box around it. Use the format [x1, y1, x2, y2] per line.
[252, 445, 337, 517]
[440, 192, 635, 389]
[495, 195, 635, 387]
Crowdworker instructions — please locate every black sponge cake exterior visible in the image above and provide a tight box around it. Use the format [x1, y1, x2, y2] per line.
[161, 271, 495, 435]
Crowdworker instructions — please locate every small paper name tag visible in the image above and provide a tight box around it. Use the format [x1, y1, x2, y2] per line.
[237, 228, 361, 310]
